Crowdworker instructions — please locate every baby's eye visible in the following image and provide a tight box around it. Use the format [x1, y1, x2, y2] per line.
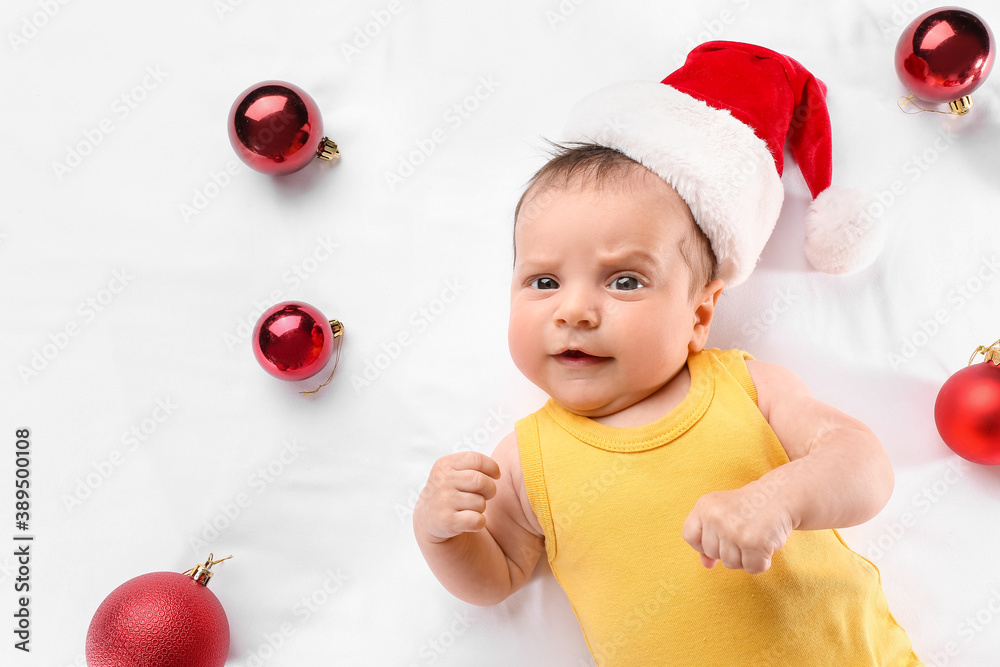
[610, 276, 644, 291]
[531, 277, 559, 290]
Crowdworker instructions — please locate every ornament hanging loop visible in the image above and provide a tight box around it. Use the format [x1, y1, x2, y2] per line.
[897, 94, 972, 116]
[301, 320, 345, 396]
[968, 338, 1000, 366]
[184, 553, 233, 586]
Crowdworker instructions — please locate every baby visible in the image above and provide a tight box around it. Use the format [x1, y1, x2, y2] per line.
[415, 42, 922, 665]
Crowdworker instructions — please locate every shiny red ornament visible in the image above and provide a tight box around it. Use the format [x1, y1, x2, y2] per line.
[228, 80, 339, 175]
[253, 301, 342, 381]
[935, 342, 1000, 465]
[895, 7, 995, 114]
[86, 556, 230, 667]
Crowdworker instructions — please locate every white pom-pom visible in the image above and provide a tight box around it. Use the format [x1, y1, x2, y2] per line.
[803, 186, 885, 274]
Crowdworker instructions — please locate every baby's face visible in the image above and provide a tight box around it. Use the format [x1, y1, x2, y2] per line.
[508, 172, 709, 418]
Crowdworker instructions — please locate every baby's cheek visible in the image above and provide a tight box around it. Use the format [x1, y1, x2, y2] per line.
[507, 308, 545, 380]
[507, 321, 534, 375]
[507, 305, 528, 358]
[626, 332, 682, 379]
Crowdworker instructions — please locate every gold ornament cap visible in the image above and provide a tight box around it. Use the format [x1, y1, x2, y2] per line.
[969, 338, 1000, 366]
[183, 554, 232, 587]
[947, 96, 974, 115]
[316, 138, 340, 161]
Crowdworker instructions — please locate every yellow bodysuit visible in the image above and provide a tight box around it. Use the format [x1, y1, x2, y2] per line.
[515, 348, 921, 666]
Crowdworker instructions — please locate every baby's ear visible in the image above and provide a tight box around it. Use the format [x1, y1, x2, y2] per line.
[688, 279, 725, 352]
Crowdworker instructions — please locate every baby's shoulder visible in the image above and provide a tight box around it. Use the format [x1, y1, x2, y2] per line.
[490, 431, 544, 537]
[491, 430, 523, 472]
[743, 358, 812, 424]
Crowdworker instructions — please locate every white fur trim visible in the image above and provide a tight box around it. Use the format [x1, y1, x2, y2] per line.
[564, 81, 784, 288]
[804, 186, 884, 274]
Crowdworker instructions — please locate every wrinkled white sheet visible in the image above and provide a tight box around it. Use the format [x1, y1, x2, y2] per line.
[4, 0, 1000, 664]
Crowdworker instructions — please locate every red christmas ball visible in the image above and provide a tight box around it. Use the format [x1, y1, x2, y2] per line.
[228, 80, 339, 175]
[86, 571, 229, 667]
[895, 7, 995, 108]
[253, 301, 336, 381]
[935, 360, 1000, 464]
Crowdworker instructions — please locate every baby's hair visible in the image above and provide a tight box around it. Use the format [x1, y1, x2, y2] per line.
[513, 141, 718, 298]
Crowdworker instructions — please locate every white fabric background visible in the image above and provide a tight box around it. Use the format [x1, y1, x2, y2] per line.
[3, 0, 1000, 665]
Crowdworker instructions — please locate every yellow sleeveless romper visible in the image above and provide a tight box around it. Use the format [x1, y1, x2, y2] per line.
[516, 348, 921, 666]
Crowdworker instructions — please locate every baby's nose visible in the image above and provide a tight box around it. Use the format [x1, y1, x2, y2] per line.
[554, 289, 600, 328]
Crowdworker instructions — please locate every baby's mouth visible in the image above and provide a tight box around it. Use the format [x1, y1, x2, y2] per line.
[554, 349, 608, 366]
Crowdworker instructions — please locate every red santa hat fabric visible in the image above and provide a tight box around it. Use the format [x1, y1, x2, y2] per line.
[565, 40, 882, 288]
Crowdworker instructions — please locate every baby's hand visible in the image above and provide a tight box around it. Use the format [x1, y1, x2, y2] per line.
[681, 482, 795, 575]
[413, 451, 502, 544]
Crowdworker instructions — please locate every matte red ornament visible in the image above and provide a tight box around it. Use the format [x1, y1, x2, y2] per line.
[86, 555, 231, 667]
[895, 7, 995, 114]
[228, 80, 340, 175]
[935, 340, 1000, 465]
[253, 301, 343, 382]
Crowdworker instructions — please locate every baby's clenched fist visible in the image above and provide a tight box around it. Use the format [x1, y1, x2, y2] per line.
[682, 482, 795, 575]
[413, 451, 502, 543]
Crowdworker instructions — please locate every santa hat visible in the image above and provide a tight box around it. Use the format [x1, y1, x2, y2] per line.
[564, 41, 881, 288]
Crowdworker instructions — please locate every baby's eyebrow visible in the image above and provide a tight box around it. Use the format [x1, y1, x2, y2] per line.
[514, 253, 559, 270]
[595, 249, 660, 268]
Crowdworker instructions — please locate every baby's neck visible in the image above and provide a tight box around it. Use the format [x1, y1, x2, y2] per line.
[590, 364, 691, 429]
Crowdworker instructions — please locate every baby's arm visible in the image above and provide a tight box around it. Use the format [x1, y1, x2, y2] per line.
[682, 359, 894, 574]
[413, 431, 546, 606]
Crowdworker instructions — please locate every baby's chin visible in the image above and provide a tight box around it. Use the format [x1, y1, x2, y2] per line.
[526, 370, 646, 418]
[547, 381, 676, 423]
[547, 391, 625, 418]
